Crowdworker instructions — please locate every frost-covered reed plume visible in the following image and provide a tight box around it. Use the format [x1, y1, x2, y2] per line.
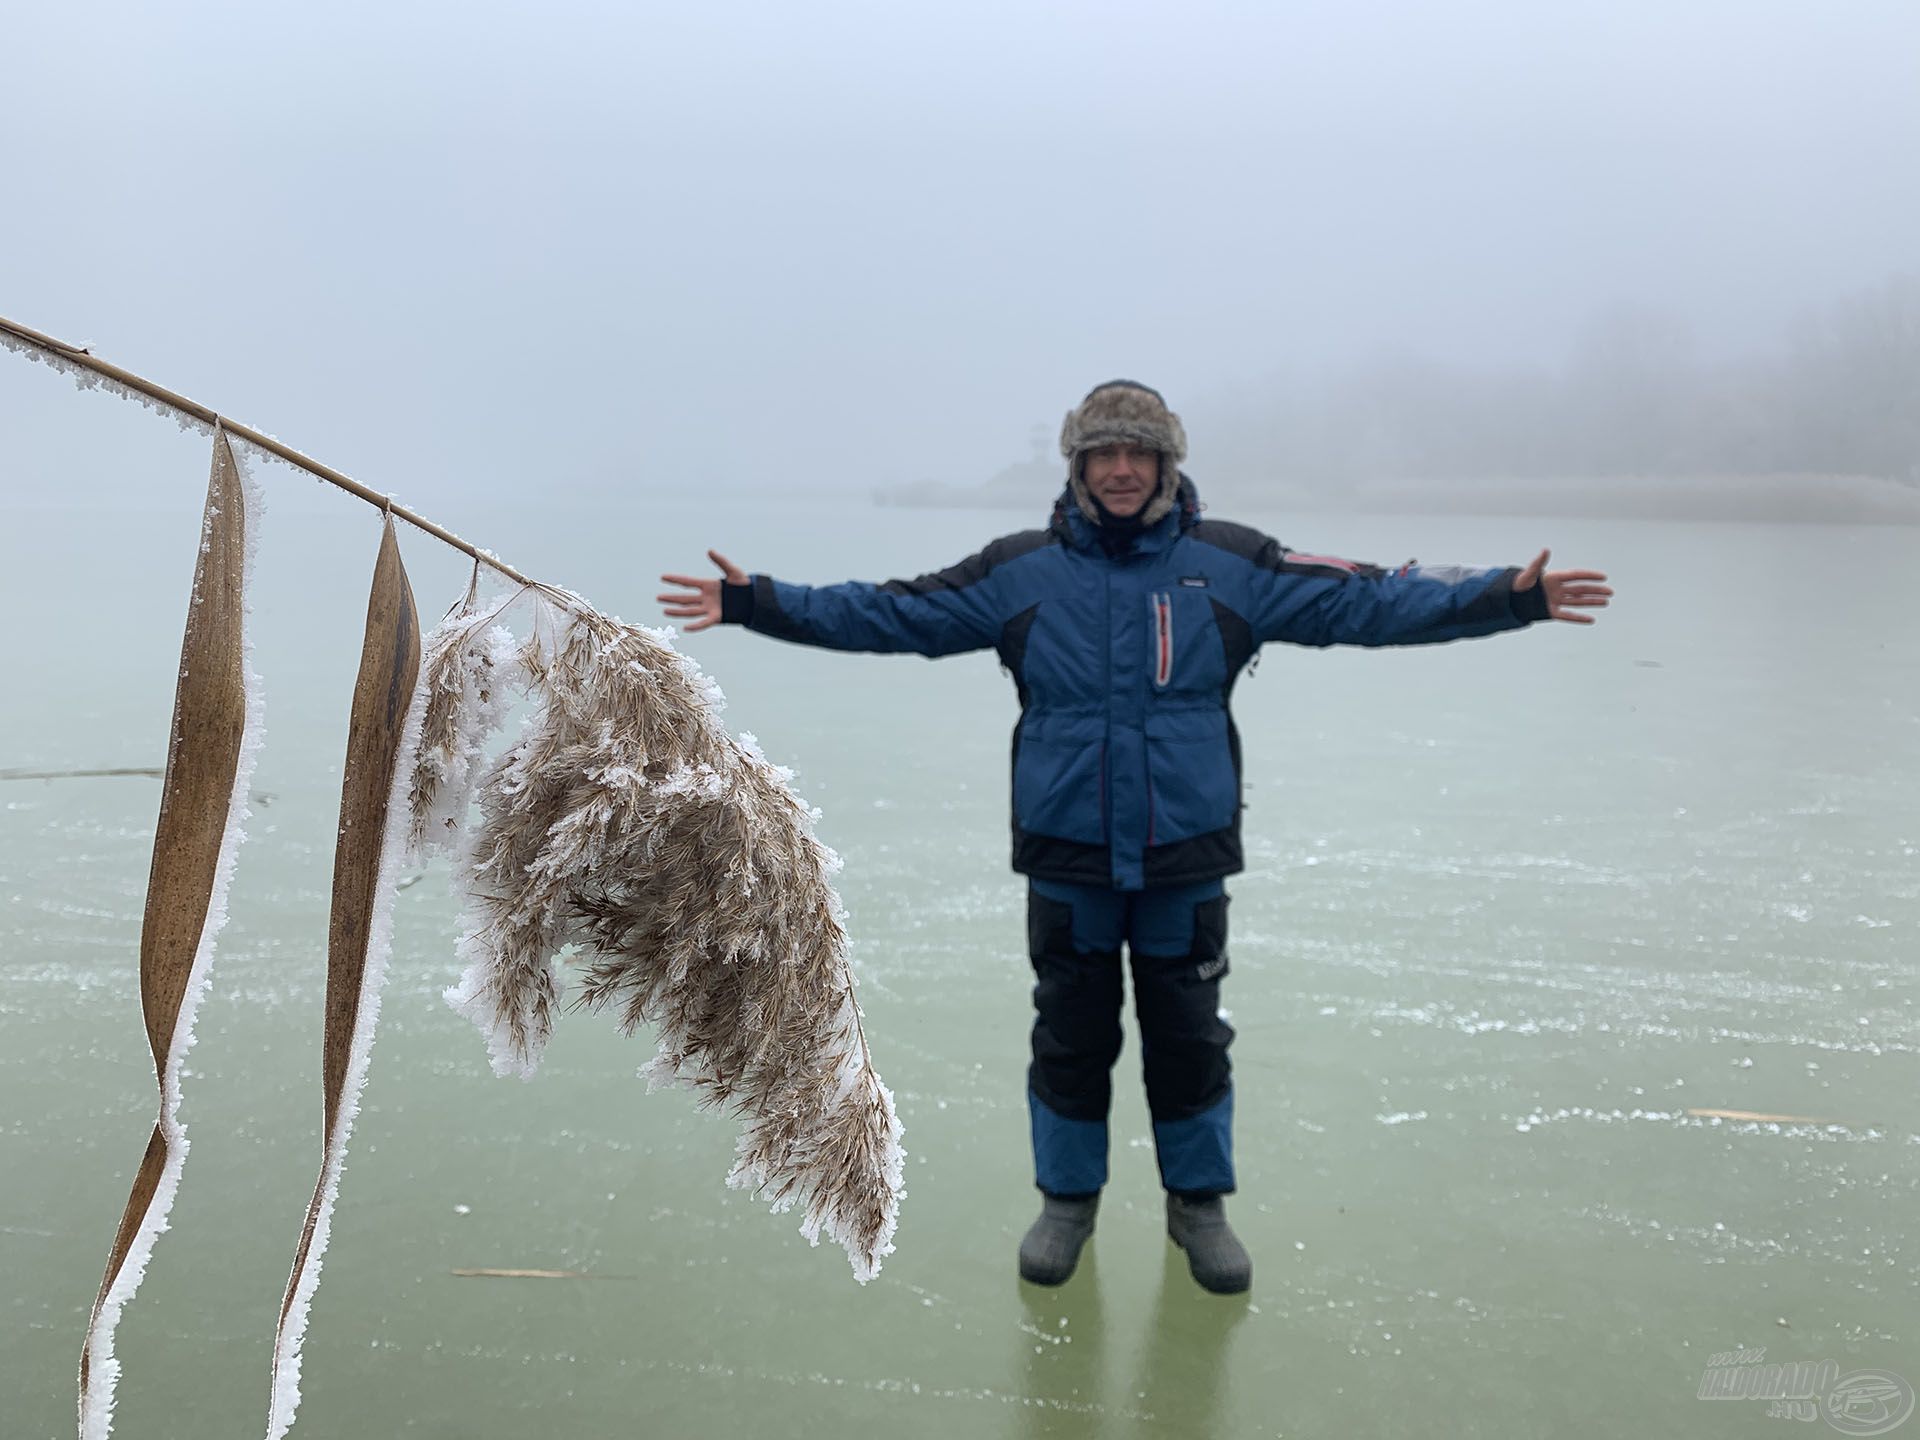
[437, 589, 903, 1282]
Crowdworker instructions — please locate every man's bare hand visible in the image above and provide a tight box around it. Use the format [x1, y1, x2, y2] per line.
[1514, 548, 1612, 624]
[658, 550, 747, 632]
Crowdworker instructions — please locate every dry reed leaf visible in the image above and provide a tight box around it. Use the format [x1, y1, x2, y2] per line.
[267, 515, 424, 1440]
[80, 429, 264, 1440]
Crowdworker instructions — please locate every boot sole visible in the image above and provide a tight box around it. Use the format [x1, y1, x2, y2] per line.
[1018, 1264, 1074, 1286]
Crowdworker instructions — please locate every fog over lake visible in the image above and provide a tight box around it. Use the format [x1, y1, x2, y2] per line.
[4, 2, 1917, 514]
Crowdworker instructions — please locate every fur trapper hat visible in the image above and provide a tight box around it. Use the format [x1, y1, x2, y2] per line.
[1059, 380, 1188, 526]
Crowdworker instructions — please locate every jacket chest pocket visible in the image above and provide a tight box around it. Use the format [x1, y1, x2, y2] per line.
[1145, 588, 1227, 696]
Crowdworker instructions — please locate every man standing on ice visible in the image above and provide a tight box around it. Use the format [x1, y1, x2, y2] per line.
[659, 380, 1611, 1295]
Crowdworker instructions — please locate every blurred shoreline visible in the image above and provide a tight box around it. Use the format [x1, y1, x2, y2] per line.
[874, 470, 1920, 526]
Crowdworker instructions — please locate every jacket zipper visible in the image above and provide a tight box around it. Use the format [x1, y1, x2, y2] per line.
[1146, 591, 1173, 845]
[1151, 591, 1173, 689]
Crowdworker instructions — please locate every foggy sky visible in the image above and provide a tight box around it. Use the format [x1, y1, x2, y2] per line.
[4, 0, 1918, 509]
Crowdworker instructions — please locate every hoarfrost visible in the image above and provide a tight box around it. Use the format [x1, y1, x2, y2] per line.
[0, 325, 214, 438]
[407, 615, 519, 864]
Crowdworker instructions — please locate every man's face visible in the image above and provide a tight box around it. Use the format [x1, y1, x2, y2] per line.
[1081, 443, 1162, 518]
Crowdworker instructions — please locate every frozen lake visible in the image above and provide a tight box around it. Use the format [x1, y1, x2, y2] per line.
[2, 455, 1915, 1438]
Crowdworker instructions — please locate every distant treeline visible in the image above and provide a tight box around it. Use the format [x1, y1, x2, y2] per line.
[1188, 275, 1920, 495]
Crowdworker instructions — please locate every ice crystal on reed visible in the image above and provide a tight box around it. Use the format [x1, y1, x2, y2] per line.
[0, 326, 215, 438]
[407, 602, 519, 863]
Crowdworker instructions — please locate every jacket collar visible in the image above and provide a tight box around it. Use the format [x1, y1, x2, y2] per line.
[1051, 474, 1201, 557]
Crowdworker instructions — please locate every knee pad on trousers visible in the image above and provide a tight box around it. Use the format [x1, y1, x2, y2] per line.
[1130, 892, 1235, 1123]
[1026, 892, 1124, 1122]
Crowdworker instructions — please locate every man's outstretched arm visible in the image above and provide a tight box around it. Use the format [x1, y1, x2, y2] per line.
[659, 546, 1009, 656]
[1199, 523, 1611, 648]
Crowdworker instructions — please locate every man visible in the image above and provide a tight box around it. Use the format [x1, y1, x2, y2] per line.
[659, 380, 1610, 1295]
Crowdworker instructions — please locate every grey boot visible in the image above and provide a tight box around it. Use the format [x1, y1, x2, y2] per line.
[1018, 1194, 1099, 1285]
[1167, 1194, 1252, 1294]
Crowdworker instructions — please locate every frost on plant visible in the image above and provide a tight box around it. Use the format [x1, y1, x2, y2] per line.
[0, 324, 215, 438]
[407, 581, 520, 863]
[442, 589, 904, 1281]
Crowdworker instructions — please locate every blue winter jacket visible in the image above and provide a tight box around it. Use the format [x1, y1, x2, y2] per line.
[725, 478, 1549, 891]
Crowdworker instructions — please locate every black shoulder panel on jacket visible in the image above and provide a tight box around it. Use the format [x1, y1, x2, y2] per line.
[1189, 519, 1387, 581]
[1188, 518, 1278, 566]
[878, 528, 1055, 598]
